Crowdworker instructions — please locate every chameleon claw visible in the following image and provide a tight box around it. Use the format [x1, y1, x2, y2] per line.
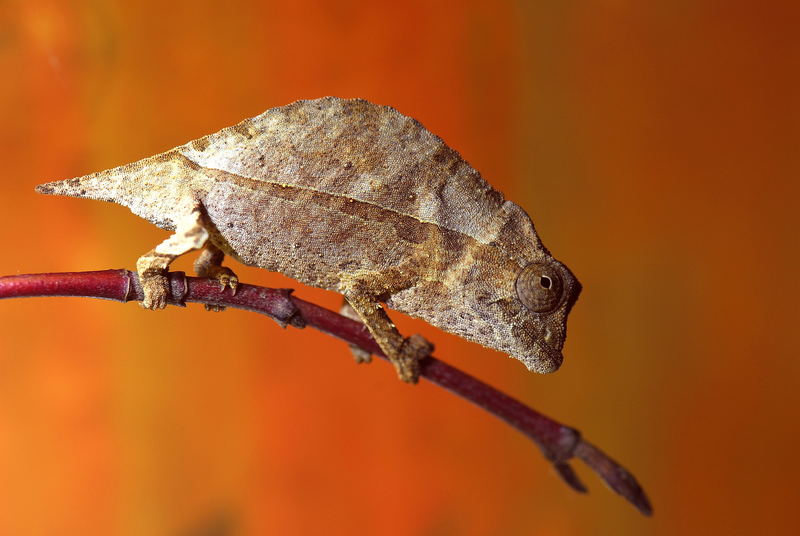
[200, 267, 239, 312]
[228, 275, 239, 295]
[215, 268, 239, 294]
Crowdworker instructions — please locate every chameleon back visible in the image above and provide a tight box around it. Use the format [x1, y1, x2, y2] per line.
[179, 97, 547, 269]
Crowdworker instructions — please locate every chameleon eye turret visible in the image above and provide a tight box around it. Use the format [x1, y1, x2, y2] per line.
[516, 262, 565, 313]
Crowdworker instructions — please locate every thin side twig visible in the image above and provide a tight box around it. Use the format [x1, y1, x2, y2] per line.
[0, 269, 652, 515]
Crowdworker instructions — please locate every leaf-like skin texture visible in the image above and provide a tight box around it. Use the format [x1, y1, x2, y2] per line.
[36, 97, 581, 374]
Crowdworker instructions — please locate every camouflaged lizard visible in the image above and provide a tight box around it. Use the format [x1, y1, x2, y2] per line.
[36, 97, 581, 383]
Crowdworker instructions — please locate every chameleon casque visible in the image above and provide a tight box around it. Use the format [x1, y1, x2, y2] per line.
[36, 97, 581, 383]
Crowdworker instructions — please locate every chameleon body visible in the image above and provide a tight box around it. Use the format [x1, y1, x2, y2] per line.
[36, 97, 581, 382]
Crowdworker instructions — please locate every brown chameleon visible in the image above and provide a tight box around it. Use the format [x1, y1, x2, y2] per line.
[36, 97, 581, 383]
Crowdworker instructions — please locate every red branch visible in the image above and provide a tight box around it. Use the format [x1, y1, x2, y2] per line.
[0, 269, 651, 515]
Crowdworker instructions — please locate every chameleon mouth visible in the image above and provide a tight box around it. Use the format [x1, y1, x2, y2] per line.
[511, 323, 566, 374]
[526, 340, 564, 374]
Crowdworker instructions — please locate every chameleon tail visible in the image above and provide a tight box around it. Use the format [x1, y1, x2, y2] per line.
[35, 151, 193, 209]
[35, 163, 132, 204]
[34, 151, 199, 230]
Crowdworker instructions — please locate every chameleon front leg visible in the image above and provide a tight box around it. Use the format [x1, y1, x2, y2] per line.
[341, 278, 433, 384]
[136, 206, 209, 310]
[194, 242, 239, 312]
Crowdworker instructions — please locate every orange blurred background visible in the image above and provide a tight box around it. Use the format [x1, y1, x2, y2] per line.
[1, 1, 798, 534]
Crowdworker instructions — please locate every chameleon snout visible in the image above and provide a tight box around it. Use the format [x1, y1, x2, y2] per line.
[512, 322, 566, 374]
[529, 340, 564, 374]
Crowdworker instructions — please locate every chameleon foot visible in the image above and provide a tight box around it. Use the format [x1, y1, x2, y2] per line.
[194, 243, 238, 312]
[139, 271, 170, 310]
[393, 334, 433, 384]
[202, 266, 239, 311]
[211, 266, 239, 293]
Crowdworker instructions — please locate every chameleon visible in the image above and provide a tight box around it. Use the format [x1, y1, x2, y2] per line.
[36, 97, 581, 384]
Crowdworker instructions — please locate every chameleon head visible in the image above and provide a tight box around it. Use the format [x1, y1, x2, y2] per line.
[511, 259, 581, 373]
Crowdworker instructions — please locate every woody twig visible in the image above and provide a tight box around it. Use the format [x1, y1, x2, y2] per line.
[0, 269, 651, 516]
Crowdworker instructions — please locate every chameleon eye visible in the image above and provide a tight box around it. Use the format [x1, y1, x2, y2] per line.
[516, 262, 564, 313]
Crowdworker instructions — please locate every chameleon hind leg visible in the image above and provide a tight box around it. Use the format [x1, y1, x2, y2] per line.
[136, 205, 210, 310]
[340, 275, 433, 384]
[194, 242, 239, 312]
